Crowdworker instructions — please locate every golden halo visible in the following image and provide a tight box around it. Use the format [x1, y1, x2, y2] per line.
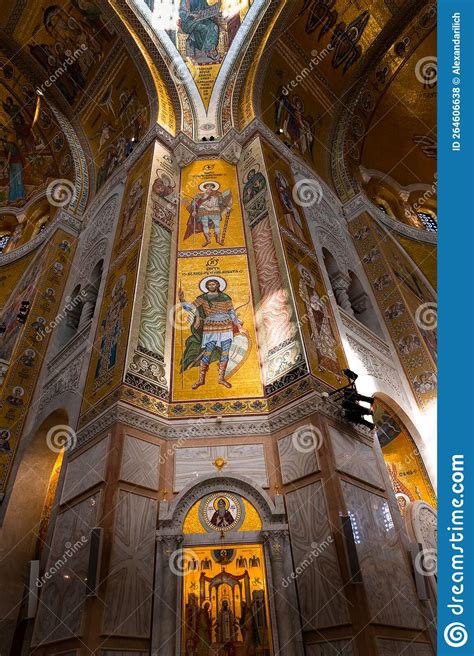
[199, 180, 220, 192]
[213, 496, 230, 510]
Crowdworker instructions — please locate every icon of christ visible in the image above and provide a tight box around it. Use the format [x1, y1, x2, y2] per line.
[183, 181, 233, 247]
[179, 276, 249, 390]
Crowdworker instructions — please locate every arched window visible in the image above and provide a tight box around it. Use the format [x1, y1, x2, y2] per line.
[56, 284, 84, 348]
[81, 259, 103, 325]
[417, 211, 437, 233]
[65, 284, 83, 331]
[0, 233, 11, 253]
[347, 271, 383, 337]
[322, 250, 383, 337]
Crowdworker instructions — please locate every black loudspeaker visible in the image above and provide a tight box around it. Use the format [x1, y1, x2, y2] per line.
[340, 514, 363, 583]
[26, 560, 40, 619]
[86, 527, 103, 597]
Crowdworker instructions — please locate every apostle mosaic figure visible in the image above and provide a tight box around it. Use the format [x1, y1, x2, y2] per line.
[94, 275, 127, 386]
[298, 265, 341, 378]
[179, 0, 221, 63]
[179, 277, 246, 389]
[183, 181, 232, 247]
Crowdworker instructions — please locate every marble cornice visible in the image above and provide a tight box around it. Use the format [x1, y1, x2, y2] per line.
[75, 387, 372, 451]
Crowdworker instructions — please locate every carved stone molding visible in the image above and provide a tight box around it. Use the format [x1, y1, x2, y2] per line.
[405, 500, 437, 557]
[221, 140, 242, 165]
[340, 310, 391, 359]
[38, 352, 85, 414]
[75, 387, 372, 451]
[343, 193, 367, 222]
[173, 143, 196, 168]
[46, 322, 92, 377]
[346, 335, 407, 403]
[158, 473, 286, 531]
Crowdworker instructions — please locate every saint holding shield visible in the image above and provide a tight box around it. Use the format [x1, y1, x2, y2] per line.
[179, 276, 250, 390]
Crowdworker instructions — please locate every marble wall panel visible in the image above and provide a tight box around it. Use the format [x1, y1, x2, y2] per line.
[341, 482, 424, 629]
[306, 640, 354, 656]
[102, 491, 157, 637]
[32, 494, 99, 644]
[278, 431, 319, 484]
[286, 483, 350, 629]
[377, 639, 434, 655]
[329, 426, 384, 489]
[120, 435, 160, 490]
[102, 652, 148, 656]
[174, 444, 268, 491]
[61, 437, 109, 504]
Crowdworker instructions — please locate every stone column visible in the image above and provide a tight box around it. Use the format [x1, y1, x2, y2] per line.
[78, 284, 97, 329]
[330, 272, 354, 314]
[151, 534, 183, 656]
[264, 530, 304, 656]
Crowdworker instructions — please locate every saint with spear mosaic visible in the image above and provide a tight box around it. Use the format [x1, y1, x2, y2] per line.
[183, 181, 233, 247]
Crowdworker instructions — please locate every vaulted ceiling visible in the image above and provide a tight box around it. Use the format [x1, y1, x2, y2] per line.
[0, 0, 436, 207]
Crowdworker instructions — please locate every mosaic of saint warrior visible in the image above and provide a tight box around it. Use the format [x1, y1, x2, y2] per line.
[179, 276, 250, 390]
[183, 181, 233, 247]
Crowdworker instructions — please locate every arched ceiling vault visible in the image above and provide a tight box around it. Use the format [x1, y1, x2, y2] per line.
[0, 0, 175, 209]
[127, 0, 287, 139]
[251, 0, 436, 202]
[0, 0, 437, 207]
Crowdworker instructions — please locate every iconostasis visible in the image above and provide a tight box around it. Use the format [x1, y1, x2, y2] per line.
[182, 492, 272, 656]
[374, 399, 437, 515]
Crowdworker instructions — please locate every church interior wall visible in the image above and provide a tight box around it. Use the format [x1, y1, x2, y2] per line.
[0, 1, 437, 654]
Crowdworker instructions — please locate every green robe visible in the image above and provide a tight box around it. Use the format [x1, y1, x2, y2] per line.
[179, 0, 219, 54]
[180, 292, 233, 372]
